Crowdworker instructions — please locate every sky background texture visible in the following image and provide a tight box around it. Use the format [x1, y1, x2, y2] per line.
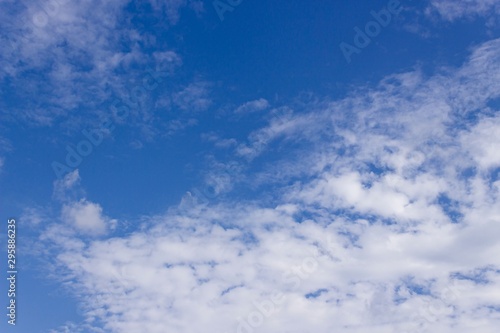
[1, 0, 500, 332]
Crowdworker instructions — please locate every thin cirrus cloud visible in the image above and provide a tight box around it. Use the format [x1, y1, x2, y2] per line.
[234, 98, 270, 114]
[40, 36, 500, 333]
[173, 81, 213, 112]
[427, 0, 500, 21]
[0, 0, 199, 133]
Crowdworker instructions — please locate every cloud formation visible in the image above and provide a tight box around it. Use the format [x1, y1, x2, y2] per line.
[42, 37, 500, 333]
[0, 0, 194, 134]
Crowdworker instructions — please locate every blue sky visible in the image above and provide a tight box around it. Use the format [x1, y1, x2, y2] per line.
[1, 0, 500, 332]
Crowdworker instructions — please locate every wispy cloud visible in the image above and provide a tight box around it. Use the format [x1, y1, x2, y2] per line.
[234, 98, 270, 114]
[173, 80, 213, 112]
[0, 0, 193, 134]
[427, 0, 500, 21]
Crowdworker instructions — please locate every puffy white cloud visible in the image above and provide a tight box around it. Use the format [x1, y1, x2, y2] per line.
[47, 201, 500, 332]
[61, 199, 113, 236]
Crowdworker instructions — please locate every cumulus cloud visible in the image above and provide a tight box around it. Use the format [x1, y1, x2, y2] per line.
[51, 169, 115, 236]
[61, 199, 113, 236]
[35, 37, 500, 333]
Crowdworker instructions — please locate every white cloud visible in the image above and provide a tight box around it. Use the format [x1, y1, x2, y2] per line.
[46, 201, 500, 332]
[61, 199, 113, 236]
[0, 0, 186, 130]
[49, 169, 118, 237]
[235, 106, 320, 159]
[461, 115, 500, 171]
[21, 207, 47, 226]
[53, 169, 82, 200]
[173, 81, 212, 112]
[39, 38, 500, 332]
[234, 98, 270, 114]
